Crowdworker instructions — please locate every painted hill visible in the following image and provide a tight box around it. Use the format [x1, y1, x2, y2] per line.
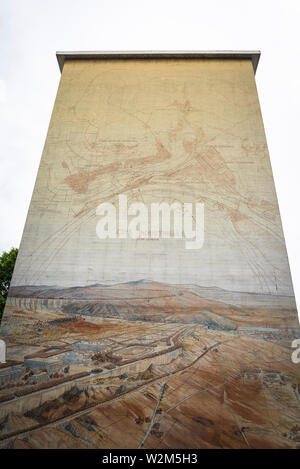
[9, 280, 299, 329]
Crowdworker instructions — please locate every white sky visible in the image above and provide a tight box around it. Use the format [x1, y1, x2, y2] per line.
[0, 0, 299, 311]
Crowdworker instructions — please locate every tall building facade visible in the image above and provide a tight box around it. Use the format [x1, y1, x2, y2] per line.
[0, 51, 299, 449]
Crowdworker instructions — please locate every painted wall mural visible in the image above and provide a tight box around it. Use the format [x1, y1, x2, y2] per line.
[0, 57, 299, 449]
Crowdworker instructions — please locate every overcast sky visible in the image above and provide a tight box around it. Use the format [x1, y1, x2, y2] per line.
[0, 0, 300, 310]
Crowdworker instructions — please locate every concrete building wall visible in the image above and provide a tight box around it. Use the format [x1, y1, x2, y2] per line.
[6, 57, 295, 298]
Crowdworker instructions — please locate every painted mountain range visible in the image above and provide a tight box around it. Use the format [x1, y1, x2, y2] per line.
[9, 280, 299, 330]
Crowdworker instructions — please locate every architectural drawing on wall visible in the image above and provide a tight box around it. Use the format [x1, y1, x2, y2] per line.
[0, 51, 299, 449]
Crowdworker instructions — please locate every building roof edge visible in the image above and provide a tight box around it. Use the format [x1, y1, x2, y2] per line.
[56, 50, 261, 74]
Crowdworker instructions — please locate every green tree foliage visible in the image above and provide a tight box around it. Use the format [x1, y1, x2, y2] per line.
[0, 248, 18, 322]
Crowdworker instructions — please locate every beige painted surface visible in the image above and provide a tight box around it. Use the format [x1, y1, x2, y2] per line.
[11, 58, 294, 296]
[1, 58, 300, 449]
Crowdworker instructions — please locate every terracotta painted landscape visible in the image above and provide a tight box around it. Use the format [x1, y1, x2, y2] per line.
[1, 57, 300, 448]
[0, 281, 300, 449]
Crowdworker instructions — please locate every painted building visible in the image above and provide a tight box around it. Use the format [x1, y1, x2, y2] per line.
[0, 52, 299, 449]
